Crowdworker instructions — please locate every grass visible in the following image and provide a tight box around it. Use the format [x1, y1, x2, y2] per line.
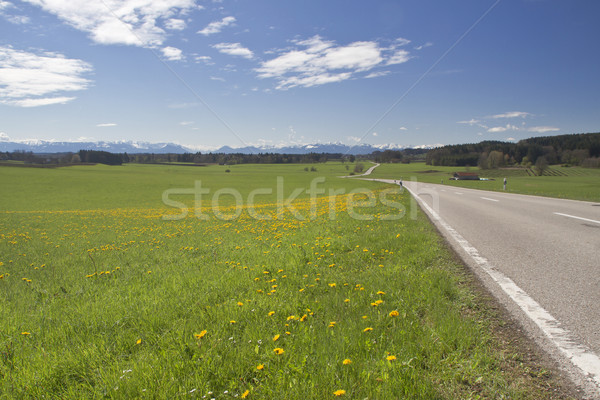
[0, 163, 572, 399]
[369, 162, 600, 202]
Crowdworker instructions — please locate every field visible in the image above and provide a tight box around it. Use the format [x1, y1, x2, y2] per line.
[0, 163, 570, 399]
[369, 162, 600, 202]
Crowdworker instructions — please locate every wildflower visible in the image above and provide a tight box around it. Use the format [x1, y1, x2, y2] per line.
[344, 299, 350, 303]
[256, 364, 264, 370]
[376, 291, 385, 295]
[386, 355, 397, 361]
[273, 334, 280, 342]
[328, 283, 336, 288]
[195, 330, 207, 339]
[273, 348, 284, 355]
[268, 311, 275, 316]
[241, 390, 250, 399]
[333, 389, 346, 396]
[136, 338, 142, 345]
[343, 359, 352, 365]
[230, 320, 236, 324]
[299, 314, 307, 322]
[285, 331, 291, 335]
[287, 315, 297, 321]
[389, 310, 400, 317]
[147, 271, 151, 274]
[21, 332, 30, 336]
[363, 327, 373, 332]
[237, 302, 244, 306]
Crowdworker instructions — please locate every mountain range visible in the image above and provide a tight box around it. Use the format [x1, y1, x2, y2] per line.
[0, 137, 433, 155]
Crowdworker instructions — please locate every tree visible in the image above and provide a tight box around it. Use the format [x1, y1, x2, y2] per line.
[535, 156, 548, 176]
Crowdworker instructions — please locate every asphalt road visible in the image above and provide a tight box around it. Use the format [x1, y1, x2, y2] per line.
[370, 178, 600, 396]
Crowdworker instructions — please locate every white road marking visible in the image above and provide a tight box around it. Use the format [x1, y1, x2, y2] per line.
[405, 185, 600, 393]
[481, 197, 499, 202]
[455, 192, 464, 195]
[554, 212, 600, 225]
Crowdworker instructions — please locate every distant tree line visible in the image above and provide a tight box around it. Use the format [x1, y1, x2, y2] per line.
[425, 132, 600, 168]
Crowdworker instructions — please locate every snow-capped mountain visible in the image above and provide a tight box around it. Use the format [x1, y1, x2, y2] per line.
[0, 136, 429, 155]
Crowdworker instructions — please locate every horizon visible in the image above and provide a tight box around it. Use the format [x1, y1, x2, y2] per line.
[1, 1, 599, 149]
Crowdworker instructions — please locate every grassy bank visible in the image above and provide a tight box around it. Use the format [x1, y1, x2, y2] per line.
[0, 163, 571, 398]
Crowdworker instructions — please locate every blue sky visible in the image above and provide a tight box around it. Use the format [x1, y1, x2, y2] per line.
[1, 0, 599, 150]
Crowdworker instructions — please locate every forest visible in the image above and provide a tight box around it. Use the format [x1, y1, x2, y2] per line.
[425, 132, 600, 169]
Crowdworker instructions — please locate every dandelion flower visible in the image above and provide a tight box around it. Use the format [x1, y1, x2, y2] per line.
[333, 389, 346, 396]
[273, 334, 280, 342]
[328, 283, 336, 287]
[389, 310, 400, 317]
[268, 311, 275, 316]
[21, 332, 30, 336]
[241, 389, 250, 398]
[376, 291, 385, 295]
[363, 327, 373, 332]
[195, 330, 207, 339]
[386, 355, 397, 361]
[230, 320, 236, 324]
[237, 302, 244, 306]
[344, 298, 350, 303]
[343, 359, 352, 365]
[136, 338, 142, 345]
[273, 348, 284, 355]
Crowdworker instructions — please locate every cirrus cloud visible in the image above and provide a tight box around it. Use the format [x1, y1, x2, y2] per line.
[212, 43, 253, 59]
[198, 16, 236, 36]
[255, 35, 413, 90]
[21, 0, 197, 47]
[0, 46, 92, 107]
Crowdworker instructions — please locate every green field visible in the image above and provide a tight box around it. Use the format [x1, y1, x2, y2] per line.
[0, 163, 569, 399]
[369, 162, 600, 202]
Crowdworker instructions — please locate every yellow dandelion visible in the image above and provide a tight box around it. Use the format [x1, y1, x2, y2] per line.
[299, 314, 307, 322]
[256, 364, 264, 370]
[136, 338, 142, 345]
[389, 310, 400, 317]
[376, 291, 385, 295]
[363, 327, 373, 332]
[194, 330, 207, 339]
[268, 311, 275, 316]
[343, 359, 352, 365]
[241, 389, 250, 399]
[273, 347, 284, 355]
[285, 331, 291, 335]
[230, 320, 236, 324]
[333, 389, 346, 396]
[386, 355, 397, 361]
[273, 334, 280, 342]
[344, 298, 350, 303]
[328, 283, 336, 287]
[237, 302, 244, 306]
[21, 332, 30, 336]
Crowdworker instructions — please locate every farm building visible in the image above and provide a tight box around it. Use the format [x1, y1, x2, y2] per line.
[453, 172, 480, 180]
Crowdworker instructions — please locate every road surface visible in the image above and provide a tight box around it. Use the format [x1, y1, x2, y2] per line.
[369, 178, 600, 396]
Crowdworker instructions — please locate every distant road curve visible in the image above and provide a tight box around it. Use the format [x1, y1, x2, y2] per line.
[340, 162, 380, 178]
[364, 178, 600, 397]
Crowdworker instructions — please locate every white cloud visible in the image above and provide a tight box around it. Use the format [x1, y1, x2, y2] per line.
[365, 71, 390, 79]
[212, 43, 253, 59]
[165, 18, 186, 31]
[0, 1, 30, 24]
[489, 111, 530, 119]
[21, 0, 197, 47]
[457, 118, 481, 125]
[487, 124, 519, 133]
[527, 126, 559, 133]
[414, 42, 433, 50]
[0, 46, 92, 107]
[96, 123, 117, 127]
[398, 126, 408, 131]
[198, 16, 236, 36]
[179, 121, 194, 126]
[0, 131, 11, 141]
[161, 46, 184, 61]
[255, 35, 414, 89]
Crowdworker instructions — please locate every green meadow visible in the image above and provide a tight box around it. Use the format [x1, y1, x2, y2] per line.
[0, 163, 569, 399]
[370, 162, 600, 202]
